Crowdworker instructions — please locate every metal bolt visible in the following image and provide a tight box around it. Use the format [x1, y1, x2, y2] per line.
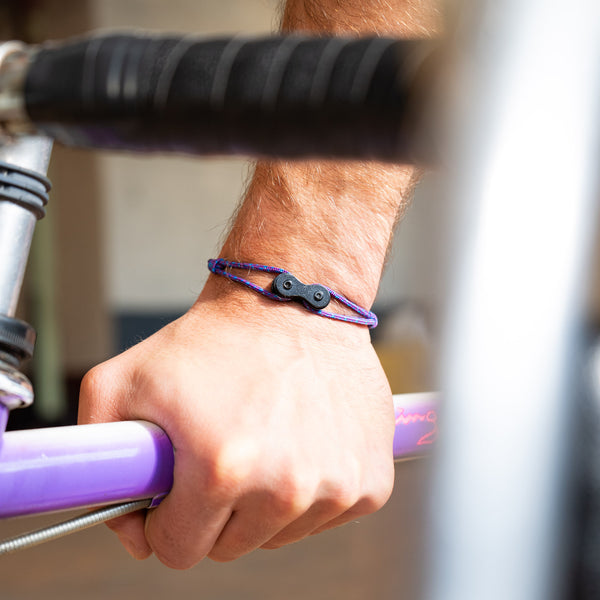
[283, 280, 293, 290]
[314, 291, 324, 301]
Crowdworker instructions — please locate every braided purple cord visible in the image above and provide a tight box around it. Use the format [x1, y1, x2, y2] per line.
[208, 258, 377, 328]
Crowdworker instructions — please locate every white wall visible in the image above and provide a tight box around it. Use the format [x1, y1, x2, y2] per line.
[378, 175, 449, 314]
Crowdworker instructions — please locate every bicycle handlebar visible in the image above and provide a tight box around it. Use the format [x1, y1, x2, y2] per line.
[18, 34, 436, 162]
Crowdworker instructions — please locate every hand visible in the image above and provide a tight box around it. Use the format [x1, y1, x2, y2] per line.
[78, 279, 395, 569]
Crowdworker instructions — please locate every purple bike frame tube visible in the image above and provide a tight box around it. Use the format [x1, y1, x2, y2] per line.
[0, 420, 174, 518]
[393, 392, 438, 459]
[0, 393, 437, 519]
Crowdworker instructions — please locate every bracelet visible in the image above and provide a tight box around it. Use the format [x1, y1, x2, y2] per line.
[208, 258, 378, 328]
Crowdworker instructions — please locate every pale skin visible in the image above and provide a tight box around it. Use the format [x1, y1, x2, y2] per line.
[78, 0, 441, 570]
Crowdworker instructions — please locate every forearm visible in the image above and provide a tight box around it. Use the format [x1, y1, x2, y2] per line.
[280, 0, 442, 37]
[213, 1, 442, 309]
[220, 161, 418, 308]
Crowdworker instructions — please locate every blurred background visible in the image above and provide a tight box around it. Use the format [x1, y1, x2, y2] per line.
[0, 0, 446, 597]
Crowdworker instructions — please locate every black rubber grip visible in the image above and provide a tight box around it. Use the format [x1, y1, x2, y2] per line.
[24, 34, 437, 162]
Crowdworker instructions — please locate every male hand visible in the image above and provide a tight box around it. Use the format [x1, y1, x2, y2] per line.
[78, 280, 395, 569]
[77, 0, 440, 568]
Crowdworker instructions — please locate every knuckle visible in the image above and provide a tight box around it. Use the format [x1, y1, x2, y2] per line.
[360, 474, 395, 515]
[79, 365, 106, 400]
[78, 364, 118, 422]
[322, 460, 362, 512]
[205, 439, 260, 496]
[359, 491, 387, 515]
[327, 481, 360, 512]
[271, 474, 314, 517]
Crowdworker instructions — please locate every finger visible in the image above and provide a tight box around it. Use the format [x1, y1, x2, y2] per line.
[308, 509, 366, 536]
[144, 497, 231, 569]
[143, 453, 235, 570]
[207, 510, 288, 562]
[207, 489, 312, 562]
[105, 511, 153, 560]
[262, 467, 394, 549]
[263, 496, 381, 550]
[309, 494, 390, 536]
[260, 461, 364, 549]
[260, 493, 355, 549]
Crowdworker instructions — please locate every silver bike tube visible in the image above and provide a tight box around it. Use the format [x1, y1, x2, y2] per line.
[0, 42, 53, 418]
[0, 34, 51, 319]
[0, 129, 52, 419]
[0, 134, 52, 318]
[428, 1, 600, 599]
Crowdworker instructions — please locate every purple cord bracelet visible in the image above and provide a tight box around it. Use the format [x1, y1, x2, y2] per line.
[208, 258, 378, 328]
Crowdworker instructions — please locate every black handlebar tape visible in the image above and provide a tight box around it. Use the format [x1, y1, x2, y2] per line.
[24, 34, 437, 162]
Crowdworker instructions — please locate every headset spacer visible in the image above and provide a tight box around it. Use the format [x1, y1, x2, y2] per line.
[0, 315, 36, 363]
[0, 160, 51, 219]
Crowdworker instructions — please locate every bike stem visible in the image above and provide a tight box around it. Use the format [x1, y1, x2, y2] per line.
[0, 42, 53, 434]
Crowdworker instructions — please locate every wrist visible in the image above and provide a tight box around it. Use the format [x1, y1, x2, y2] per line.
[213, 248, 380, 311]
[194, 273, 373, 348]
[221, 160, 418, 308]
[207, 258, 377, 327]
